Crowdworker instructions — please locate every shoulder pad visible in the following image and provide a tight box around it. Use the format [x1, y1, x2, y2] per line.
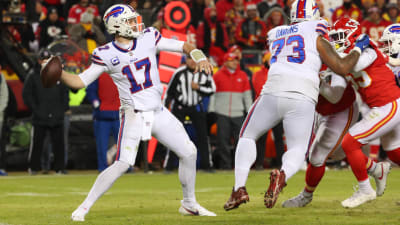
[143, 27, 162, 45]
[91, 44, 110, 66]
[315, 20, 329, 36]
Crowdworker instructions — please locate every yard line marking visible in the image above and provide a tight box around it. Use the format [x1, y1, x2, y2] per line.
[5, 192, 61, 197]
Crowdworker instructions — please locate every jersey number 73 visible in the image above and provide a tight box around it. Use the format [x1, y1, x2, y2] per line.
[270, 35, 305, 64]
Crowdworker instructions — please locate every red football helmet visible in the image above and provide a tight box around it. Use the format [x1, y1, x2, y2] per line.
[329, 17, 362, 52]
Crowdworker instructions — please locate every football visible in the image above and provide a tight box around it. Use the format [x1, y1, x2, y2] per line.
[40, 56, 62, 88]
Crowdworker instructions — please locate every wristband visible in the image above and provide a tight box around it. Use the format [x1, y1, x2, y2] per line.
[352, 47, 362, 55]
[189, 49, 207, 63]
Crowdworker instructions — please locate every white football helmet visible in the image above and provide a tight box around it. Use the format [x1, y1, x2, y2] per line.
[103, 4, 144, 38]
[290, 0, 320, 23]
[379, 24, 400, 56]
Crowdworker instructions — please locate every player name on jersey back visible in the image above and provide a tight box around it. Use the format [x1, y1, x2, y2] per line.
[274, 25, 299, 39]
[262, 20, 329, 103]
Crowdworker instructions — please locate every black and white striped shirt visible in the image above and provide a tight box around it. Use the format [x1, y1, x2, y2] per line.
[165, 66, 216, 108]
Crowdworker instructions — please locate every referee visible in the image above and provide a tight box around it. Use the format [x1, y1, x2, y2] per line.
[164, 55, 216, 172]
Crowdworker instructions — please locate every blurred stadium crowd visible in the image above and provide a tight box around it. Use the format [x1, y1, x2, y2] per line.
[0, 0, 399, 175]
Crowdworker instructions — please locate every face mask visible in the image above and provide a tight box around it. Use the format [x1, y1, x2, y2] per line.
[210, 16, 217, 23]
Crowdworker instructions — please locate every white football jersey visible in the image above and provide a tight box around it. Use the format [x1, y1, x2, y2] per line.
[79, 27, 184, 111]
[262, 20, 329, 103]
[390, 54, 400, 86]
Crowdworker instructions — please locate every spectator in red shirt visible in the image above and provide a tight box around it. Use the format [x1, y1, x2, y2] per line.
[67, 0, 100, 25]
[216, 0, 234, 22]
[208, 52, 253, 169]
[197, 7, 230, 66]
[235, 3, 266, 50]
[361, 6, 391, 42]
[224, 0, 246, 45]
[252, 52, 270, 99]
[228, 44, 253, 81]
[332, 0, 363, 23]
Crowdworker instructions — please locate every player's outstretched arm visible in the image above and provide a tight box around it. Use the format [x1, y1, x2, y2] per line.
[317, 36, 361, 76]
[60, 70, 86, 90]
[182, 42, 213, 75]
[41, 58, 86, 89]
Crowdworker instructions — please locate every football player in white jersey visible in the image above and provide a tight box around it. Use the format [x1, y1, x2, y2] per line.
[224, 0, 371, 210]
[48, 4, 216, 221]
[380, 23, 400, 86]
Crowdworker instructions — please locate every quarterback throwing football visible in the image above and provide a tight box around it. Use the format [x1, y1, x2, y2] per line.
[51, 4, 216, 221]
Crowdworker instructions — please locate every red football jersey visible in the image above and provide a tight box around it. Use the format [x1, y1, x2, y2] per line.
[316, 65, 356, 116]
[347, 43, 400, 107]
[317, 84, 355, 116]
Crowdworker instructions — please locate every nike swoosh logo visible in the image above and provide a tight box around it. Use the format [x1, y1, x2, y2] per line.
[378, 164, 384, 180]
[183, 206, 199, 215]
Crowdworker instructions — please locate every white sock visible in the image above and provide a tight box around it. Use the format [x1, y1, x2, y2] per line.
[179, 152, 197, 207]
[80, 161, 130, 210]
[358, 179, 374, 193]
[281, 148, 308, 182]
[234, 138, 257, 191]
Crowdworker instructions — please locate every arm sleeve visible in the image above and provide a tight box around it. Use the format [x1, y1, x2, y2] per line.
[78, 63, 107, 87]
[319, 73, 347, 104]
[352, 48, 377, 72]
[315, 20, 329, 36]
[156, 37, 185, 53]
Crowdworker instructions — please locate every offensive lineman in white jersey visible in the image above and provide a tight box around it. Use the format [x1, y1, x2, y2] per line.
[224, 0, 371, 210]
[50, 4, 216, 221]
[380, 24, 400, 86]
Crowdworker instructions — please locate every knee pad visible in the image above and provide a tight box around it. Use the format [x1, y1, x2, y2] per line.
[341, 133, 362, 154]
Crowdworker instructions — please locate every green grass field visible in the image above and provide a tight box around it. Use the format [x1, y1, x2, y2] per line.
[0, 168, 399, 225]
